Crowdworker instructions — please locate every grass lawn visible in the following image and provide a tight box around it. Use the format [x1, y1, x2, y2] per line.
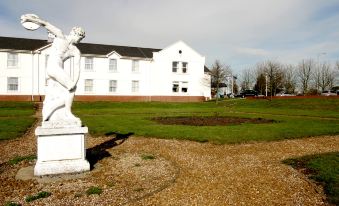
[73, 98, 339, 144]
[0, 102, 36, 140]
[283, 152, 339, 205]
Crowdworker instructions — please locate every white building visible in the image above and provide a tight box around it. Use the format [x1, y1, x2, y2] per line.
[0, 37, 211, 102]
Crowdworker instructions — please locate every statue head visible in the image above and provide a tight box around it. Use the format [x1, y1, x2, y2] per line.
[69, 26, 85, 43]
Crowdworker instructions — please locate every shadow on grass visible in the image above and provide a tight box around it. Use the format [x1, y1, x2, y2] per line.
[86, 131, 133, 170]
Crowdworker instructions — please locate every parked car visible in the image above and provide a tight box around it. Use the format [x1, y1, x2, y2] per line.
[276, 92, 295, 97]
[237, 90, 258, 98]
[321, 90, 337, 96]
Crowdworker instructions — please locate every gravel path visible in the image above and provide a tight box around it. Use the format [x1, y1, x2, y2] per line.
[0, 109, 338, 205]
[125, 136, 339, 205]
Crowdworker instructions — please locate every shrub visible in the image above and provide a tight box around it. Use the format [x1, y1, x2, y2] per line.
[4, 201, 21, 206]
[25, 191, 51, 202]
[8, 155, 36, 165]
[86, 186, 102, 195]
[141, 154, 156, 160]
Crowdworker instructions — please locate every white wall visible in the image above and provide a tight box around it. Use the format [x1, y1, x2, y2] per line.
[0, 41, 211, 100]
[151, 41, 209, 97]
[0, 51, 35, 95]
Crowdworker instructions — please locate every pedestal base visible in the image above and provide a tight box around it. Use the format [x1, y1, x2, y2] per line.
[34, 126, 90, 176]
[34, 159, 90, 176]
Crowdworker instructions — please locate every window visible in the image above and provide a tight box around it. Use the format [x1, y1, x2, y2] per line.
[132, 60, 139, 72]
[132, 80, 139, 92]
[84, 79, 93, 92]
[172, 81, 179, 92]
[172, 62, 178, 73]
[7, 53, 18, 68]
[45, 55, 50, 85]
[109, 59, 117, 72]
[172, 81, 188, 93]
[182, 62, 188, 73]
[85, 57, 93, 71]
[109, 80, 117, 92]
[181, 82, 188, 93]
[45, 55, 49, 69]
[7, 77, 18, 91]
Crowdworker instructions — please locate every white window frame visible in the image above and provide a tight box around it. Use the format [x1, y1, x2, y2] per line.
[172, 81, 188, 93]
[109, 59, 117, 72]
[109, 80, 117, 92]
[172, 81, 179, 93]
[132, 80, 139, 92]
[181, 81, 188, 93]
[85, 57, 94, 71]
[132, 60, 139, 73]
[182, 62, 188, 73]
[7, 77, 19, 92]
[84, 79, 94, 92]
[7, 53, 18, 68]
[45, 54, 49, 69]
[172, 61, 178, 73]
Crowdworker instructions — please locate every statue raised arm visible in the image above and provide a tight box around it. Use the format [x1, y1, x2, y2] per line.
[21, 14, 85, 127]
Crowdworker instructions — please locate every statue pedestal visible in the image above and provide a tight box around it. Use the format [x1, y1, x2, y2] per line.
[34, 126, 90, 176]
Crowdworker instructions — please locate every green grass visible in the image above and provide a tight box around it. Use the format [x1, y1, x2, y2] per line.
[141, 154, 156, 160]
[4, 201, 21, 206]
[25, 191, 51, 202]
[8, 155, 36, 165]
[0, 102, 36, 140]
[86, 186, 102, 195]
[283, 152, 339, 205]
[73, 98, 339, 144]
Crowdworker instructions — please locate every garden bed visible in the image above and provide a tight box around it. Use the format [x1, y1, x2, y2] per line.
[152, 116, 276, 126]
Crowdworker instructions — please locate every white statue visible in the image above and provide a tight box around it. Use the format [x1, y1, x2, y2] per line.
[21, 14, 85, 127]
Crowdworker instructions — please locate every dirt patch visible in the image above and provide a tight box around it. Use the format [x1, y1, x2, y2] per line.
[152, 116, 276, 126]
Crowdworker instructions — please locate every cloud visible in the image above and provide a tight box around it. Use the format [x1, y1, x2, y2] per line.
[1, 0, 339, 74]
[235, 47, 270, 57]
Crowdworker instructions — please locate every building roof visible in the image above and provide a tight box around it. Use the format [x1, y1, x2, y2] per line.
[204, 66, 210, 73]
[0, 36, 161, 58]
[0, 36, 48, 51]
[77, 42, 161, 58]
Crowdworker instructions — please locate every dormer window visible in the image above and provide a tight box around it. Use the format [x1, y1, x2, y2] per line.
[7, 53, 18, 68]
[132, 60, 139, 73]
[85, 57, 93, 71]
[109, 59, 117, 72]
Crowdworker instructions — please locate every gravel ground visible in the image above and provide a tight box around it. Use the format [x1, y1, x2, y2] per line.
[0, 114, 338, 205]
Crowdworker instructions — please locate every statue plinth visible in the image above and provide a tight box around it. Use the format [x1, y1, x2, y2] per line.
[34, 123, 90, 176]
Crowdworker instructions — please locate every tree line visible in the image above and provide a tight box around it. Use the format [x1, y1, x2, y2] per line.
[211, 59, 339, 97]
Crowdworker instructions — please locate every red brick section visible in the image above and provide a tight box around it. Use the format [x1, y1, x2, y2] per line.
[0, 95, 42, 101]
[0, 95, 205, 102]
[251, 95, 339, 100]
[75, 95, 205, 102]
[0, 95, 337, 102]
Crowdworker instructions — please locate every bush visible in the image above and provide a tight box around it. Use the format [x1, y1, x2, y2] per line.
[141, 154, 156, 160]
[25, 191, 51, 202]
[86, 186, 102, 195]
[8, 155, 36, 165]
[4, 201, 21, 206]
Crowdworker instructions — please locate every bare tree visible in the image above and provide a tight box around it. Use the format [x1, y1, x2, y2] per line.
[314, 62, 334, 92]
[281, 64, 296, 94]
[240, 68, 254, 91]
[253, 60, 284, 97]
[265, 61, 284, 97]
[336, 60, 339, 71]
[297, 59, 315, 94]
[210, 60, 231, 103]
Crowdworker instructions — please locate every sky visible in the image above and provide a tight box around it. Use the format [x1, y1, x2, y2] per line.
[1, 0, 339, 75]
